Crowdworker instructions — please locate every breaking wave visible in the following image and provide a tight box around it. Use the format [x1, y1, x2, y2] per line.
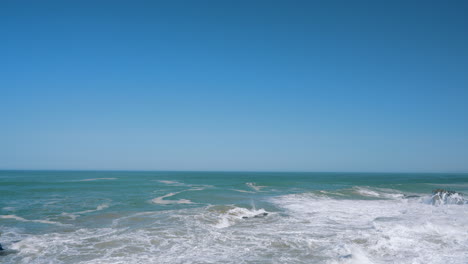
[214, 206, 269, 228]
[3, 192, 468, 264]
[428, 191, 466, 206]
[270, 192, 468, 263]
[353, 187, 405, 199]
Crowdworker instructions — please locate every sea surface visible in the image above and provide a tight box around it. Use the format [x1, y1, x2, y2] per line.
[1, 171, 467, 264]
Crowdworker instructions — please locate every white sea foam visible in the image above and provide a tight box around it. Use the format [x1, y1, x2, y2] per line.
[157, 180, 184, 185]
[5, 207, 275, 264]
[214, 206, 269, 228]
[155, 180, 214, 190]
[151, 192, 193, 205]
[78, 178, 118, 182]
[271, 193, 468, 263]
[4, 192, 468, 264]
[246, 182, 265, 191]
[354, 186, 405, 199]
[430, 192, 466, 205]
[61, 203, 110, 220]
[231, 189, 255, 193]
[188, 187, 205, 191]
[150, 187, 207, 205]
[0, 215, 65, 226]
[355, 187, 381, 197]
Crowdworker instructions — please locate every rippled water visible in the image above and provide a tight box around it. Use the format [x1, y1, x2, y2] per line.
[1, 171, 467, 263]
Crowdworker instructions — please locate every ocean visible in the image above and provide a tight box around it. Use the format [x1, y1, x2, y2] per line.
[0, 171, 467, 264]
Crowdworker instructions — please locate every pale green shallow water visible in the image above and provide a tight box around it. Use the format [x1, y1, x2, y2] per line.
[1, 171, 467, 263]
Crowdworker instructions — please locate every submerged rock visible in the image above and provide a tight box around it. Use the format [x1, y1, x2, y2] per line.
[0, 249, 18, 257]
[254, 212, 268, 218]
[0, 243, 3, 251]
[403, 195, 420, 199]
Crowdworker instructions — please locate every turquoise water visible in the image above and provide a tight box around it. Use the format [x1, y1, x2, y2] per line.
[1, 171, 467, 263]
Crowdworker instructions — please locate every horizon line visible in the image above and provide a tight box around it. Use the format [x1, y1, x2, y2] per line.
[1, 168, 467, 174]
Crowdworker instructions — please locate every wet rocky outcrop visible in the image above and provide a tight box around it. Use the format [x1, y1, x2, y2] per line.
[432, 189, 458, 195]
[242, 212, 268, 219]
[431, 189, 465, 205]
[403, 195, 420, 199]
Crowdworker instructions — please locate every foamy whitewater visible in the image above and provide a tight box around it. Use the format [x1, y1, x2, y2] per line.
[1, 171, 467, 264]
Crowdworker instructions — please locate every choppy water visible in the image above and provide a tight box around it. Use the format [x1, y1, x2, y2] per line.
[1, 171, 467, 264]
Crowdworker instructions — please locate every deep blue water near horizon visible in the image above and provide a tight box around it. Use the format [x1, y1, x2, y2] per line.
[1, 170, 467, 263]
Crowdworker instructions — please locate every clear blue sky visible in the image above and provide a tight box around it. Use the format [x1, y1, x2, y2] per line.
[1, 0, 467, 172]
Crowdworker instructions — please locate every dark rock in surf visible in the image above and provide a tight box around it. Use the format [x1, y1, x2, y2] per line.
[340, 254, 352, 259]
[242, 212, 268, 219]
[0, 243, 21, 256]
[254, 212, 268, 218]
[403, 195, 420, 199]
[432, 189, 458, 196]
[431, 189, 464, 205]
